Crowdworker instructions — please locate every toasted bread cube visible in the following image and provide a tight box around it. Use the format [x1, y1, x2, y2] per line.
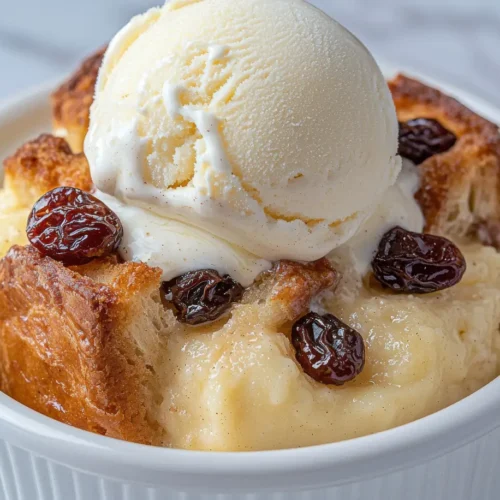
[389, 74, 500, 239]
[0, 245, 164, 444]
[0, 134, 92, 257]
[51, 48, 105, 153]
[3, 134, 92, 208]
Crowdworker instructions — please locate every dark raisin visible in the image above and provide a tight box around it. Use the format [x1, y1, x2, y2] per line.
[372, 226, 466, 293]
[26, 186, 123, 265]
[291, 312, 365, 386]
[398, 118, 457, 164]
[162, 269, 244, 325]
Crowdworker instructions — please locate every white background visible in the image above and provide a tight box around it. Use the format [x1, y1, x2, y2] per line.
[0, 0, 499, 106]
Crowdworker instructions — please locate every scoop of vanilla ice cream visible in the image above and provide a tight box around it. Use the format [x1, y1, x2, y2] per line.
[85, 0, 401, 281]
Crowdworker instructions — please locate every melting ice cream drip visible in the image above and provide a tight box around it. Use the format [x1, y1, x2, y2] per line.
[162, 82, 232, 175]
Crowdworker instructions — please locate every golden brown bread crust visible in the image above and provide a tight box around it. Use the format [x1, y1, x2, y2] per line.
[51, 47, 105, 152]
[389, 74, 500, 238]
[4, 134, 92, 207]
[239, 258, 338, 331]
[0, 245, 163, 445]
[267, 258, 337, 322]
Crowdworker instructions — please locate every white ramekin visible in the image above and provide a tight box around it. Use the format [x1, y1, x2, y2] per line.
[1, 72, 500, 500]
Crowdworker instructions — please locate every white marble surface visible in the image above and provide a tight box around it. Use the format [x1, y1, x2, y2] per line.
[0, 0, 499, 107]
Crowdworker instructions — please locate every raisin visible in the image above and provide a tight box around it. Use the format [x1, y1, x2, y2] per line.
[162, 269, 244, 325]
[398, 118, 457, 164]
[26, 187, 123, 265]
[372, 226, 466, 293]
[291, 312, 365, 386]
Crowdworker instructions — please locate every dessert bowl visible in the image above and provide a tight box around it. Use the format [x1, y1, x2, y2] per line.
[1, 71, 500, 500]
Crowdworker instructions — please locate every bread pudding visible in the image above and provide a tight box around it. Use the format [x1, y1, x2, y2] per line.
[1, 0, 500, 451]
[52, 47, 106, 153]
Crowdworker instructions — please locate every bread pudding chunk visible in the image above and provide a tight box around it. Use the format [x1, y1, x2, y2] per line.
[52, 47, 106, 153]
[389, 74, 500, 239]
[0, 135, 91, 256]
[0, 34, 499, 449]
